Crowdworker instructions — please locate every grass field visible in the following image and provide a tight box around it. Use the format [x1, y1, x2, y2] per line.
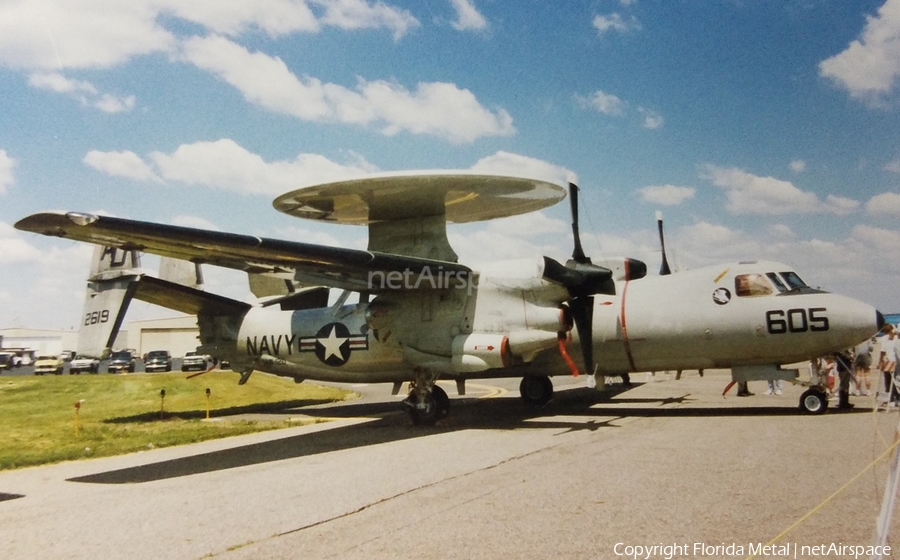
[0, 371, 355, 470]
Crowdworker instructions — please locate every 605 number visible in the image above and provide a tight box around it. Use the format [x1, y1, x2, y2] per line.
[84, 310, 110, 326]
[765, 307, 828, 334]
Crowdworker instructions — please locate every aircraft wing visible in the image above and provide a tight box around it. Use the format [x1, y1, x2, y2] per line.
[15, 212, 472, 292]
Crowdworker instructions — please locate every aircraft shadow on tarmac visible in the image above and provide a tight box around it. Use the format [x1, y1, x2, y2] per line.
[103, 399, 340, 423]
[69, 385, 860, 485]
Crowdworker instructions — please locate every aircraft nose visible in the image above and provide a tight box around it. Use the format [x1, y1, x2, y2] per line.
[877, 310, 886, 332]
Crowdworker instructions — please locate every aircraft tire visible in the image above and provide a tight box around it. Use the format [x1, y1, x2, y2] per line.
[520, 376, 553, 407]
[432, 385, 450, 419]
[409, 393, 440, 426]
[798, 389, 828, 415]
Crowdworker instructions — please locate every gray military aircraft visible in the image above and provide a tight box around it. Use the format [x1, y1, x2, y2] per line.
[16, 172, 884, 423]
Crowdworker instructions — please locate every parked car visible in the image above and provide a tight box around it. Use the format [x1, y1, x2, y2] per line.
[181, 351, 208, 372]
[34, 355, 64, 375]
[144, 350, 172, 372]
[0, 352, 14, 371]
[69, 355, 100, 374]
[108, 350, 137, 373]
[60, 350, 76, 362]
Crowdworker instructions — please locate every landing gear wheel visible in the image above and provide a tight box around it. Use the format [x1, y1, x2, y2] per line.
[408, 393, 440, 426]
[799, 389, 828, 415]
[432, 384, 450, 419]
[520, 376, 553, 407]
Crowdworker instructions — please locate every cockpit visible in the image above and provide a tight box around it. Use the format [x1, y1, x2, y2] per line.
[734, 271, 824, 297]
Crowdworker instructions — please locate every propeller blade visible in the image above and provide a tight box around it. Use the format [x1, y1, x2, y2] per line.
[569, 183, 589, 264]
[656, 210, 671, 276]
[569, 296, 594, 376]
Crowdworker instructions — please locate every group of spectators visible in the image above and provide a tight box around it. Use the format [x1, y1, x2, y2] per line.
[812, 325, 898, 410]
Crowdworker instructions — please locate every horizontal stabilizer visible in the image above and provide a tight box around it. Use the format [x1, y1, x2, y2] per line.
[260, 286, 329, 310]
[132, 276, 250, 317]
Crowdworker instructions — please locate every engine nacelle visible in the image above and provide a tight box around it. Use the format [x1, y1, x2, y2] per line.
[452, 333, 510, 373]
[507, 330, 559, 362]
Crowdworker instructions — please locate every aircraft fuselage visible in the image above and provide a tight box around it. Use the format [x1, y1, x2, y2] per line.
[222, 260, 881, 384]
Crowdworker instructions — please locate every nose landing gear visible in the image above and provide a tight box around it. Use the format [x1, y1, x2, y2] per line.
[402, 377, 450, 425]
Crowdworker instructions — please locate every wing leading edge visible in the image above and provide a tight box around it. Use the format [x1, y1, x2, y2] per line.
[15, 212, 472, 293]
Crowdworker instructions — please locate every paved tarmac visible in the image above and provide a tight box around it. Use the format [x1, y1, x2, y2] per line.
[1, 371, 899, 560]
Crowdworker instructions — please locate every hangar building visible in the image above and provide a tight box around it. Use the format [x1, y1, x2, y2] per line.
[1, 315, 201, 359]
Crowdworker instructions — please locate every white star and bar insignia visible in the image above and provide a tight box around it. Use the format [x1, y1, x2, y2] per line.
[299, 322, 368, 366]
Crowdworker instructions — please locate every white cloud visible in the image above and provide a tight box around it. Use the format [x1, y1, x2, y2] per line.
[93, 94, 136, 113]
[28, 72, 97, 94]
[700, 164, 859, 215]
[179, 35, 513, 143]
[28, 71, 136, 113]
[487, 211, 568, 238]
[0, 1, 176, 71]
[676, 221, 761, 264]
[312, 0, 419, 39]
[276, 224, 363, 248]
[818, 0, 900, 102]
[885, 159, 900, 173]
[0, 150, 16, 195]
[469, 151, 576, 186]
[83, 150, 161, 182]
[575, 90, 626, 116]
[638, 107, 663, 129]
[770, 224, 795, 238]
[866, 192, 900, 215]
[638, 185, 696, 206]
[0, 0, 416, 72]
[790, 159, 807, 173]
[449, 0, 488, 31]
[592, 13, 641, 35]
[85, 143, 573, 204]
[163, 1, 320, 37]
[172, 215, 220, 231]
[0, 221, 94, 329]
[147, 139, 379, 195]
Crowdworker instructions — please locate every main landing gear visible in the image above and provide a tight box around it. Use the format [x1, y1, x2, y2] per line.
[402, 374, 555, 424]
[519, 375, 553, 407]
[402, 376, 450, 426]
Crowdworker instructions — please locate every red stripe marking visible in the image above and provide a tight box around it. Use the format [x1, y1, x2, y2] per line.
[620, 280, 637, 372]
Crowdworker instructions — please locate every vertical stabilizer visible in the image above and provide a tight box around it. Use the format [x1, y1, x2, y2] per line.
[248, 273, 295, 298]
[159, 257, 203, 289]
[77, 246, 142, 359]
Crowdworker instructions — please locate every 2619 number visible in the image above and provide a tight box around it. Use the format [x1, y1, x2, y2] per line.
[84, 310, 110, 326]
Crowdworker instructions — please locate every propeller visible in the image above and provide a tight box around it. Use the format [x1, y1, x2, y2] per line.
[656, 210, 671, 276]
[542, 183, 615, 376]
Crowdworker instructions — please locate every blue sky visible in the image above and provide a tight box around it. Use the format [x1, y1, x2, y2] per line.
[1, 0, 899, 330]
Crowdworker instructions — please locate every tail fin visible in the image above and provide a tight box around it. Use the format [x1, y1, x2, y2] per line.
[159, 257, 203, 289]
[77, 246, 142, 359]
[248, 273, 294, 298]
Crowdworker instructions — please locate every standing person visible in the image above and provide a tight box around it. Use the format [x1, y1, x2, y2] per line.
[834, 350, 855, 410]
[854, 338, 874, 396]
[878, 326, 898, 406]
[765, 377, 783, 396]
[736, 380, 754, 397]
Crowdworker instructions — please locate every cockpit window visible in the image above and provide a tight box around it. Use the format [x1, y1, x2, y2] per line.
[766, 272, 788, 293]
[779, 271, 807, 290]
[734, 273, 773, 297]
